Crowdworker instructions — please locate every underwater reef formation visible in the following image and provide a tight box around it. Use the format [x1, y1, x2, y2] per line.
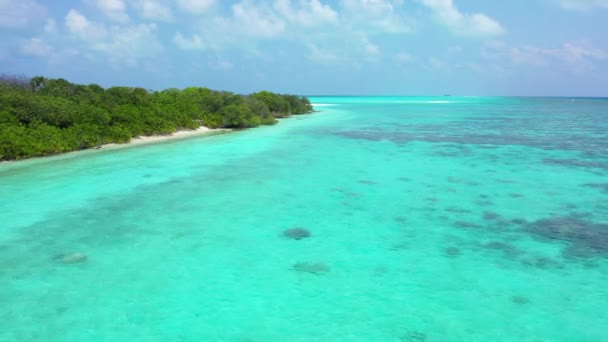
[526, 217, 608, 258]
[55, 252, 87, 264]
[291, 262, 330, 275]
[283, 228, 311, 240]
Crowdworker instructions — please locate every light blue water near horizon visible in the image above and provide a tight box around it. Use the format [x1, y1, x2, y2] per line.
[1, 96, 608, 341]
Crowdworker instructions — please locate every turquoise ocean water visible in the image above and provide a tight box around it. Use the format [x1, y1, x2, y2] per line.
[1, 97, 607, 341]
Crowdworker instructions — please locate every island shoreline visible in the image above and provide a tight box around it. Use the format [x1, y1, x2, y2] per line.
[0, 76, 315, 162]
[0, 126, 232, 167]
[0, 109, 322, 167]
[100, 126, 232, 150]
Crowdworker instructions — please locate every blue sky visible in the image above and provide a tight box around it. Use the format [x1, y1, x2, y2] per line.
[1, 0, 607, 96]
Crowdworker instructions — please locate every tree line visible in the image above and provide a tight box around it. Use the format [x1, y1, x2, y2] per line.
[0, 75, 313, 161]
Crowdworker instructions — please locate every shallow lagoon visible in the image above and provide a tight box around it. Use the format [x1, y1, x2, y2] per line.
[1, 97, 607, 341]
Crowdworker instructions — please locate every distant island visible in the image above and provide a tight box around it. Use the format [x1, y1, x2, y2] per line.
[0, 75, 314, 161]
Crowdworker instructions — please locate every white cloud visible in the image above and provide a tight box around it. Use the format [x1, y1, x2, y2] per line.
[66, 9, 107, 40]
[196, 0, 289, 46]
[20, 37, 53, 57]
[341, 0, 413, 33]
[214, 60, 234, 70]
[559, 0, 608, 10]
[362, 37, 380, 56]
[420, 0, 505, 36]
[509, 42, 607, 67]
[307, 44, 340, 64]
[175, 0, 408, 66]
[447, 45, 463, 54]
[193, 0, 411, 51]
[229, 1, 286, 38]
[106, 23, 163, 62]
[173, 32, 205, 50]
[429, 56, 448, 70]
[558, 41, 608, 61]
[0, 0, 46, 29]
[176, 0, 216, 14]
[486, 40, 607, 73]
[89, 0, 129, 22]
[133, 0, 173, 21]
[44, 18, 57, 33]
[274, 0, 338, 27]
[508, 46, 548, 66]
[65, 9, 163, 64]
[395, 52, 414, 63]
[305, 36, 382, 65]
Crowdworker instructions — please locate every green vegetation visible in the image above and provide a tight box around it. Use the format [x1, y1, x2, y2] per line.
[0, 75, 313, 161]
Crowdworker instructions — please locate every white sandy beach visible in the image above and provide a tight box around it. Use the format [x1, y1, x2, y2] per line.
[101, 126, 231, 150]
[0, 126, 231, 166]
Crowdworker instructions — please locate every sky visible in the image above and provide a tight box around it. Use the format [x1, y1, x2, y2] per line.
[1, 0, 607, 96]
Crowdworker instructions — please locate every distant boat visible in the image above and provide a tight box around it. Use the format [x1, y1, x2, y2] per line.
[443, 94, 452, 97]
